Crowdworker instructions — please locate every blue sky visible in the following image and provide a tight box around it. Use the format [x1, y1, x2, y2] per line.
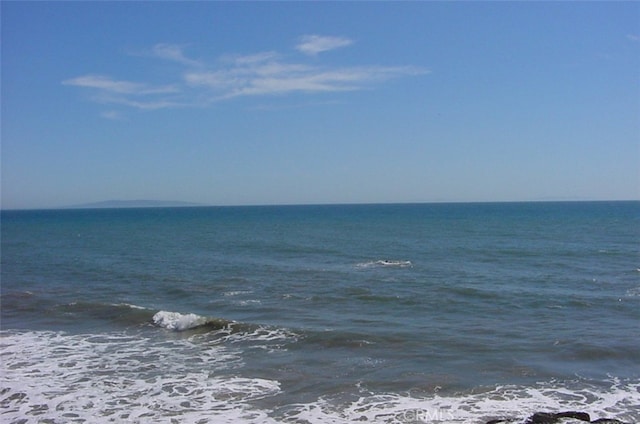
[2, 2, 639, 209]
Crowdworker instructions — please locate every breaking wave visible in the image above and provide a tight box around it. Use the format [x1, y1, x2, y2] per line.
[152, 310, 232, 331]
[355, 260, 413, 269]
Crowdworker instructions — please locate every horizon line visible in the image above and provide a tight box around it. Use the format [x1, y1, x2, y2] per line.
[2, 198, 639, 212]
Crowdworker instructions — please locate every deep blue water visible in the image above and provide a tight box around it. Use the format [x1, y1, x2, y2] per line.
[1, 202, 639, 423]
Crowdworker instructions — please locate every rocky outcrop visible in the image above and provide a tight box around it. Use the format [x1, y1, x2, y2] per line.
[485, 411, 631, 424]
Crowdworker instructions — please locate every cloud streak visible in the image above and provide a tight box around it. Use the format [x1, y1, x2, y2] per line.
[62, 74, 184, 110]
[296, 35, 353, 55]
[62, 74, 178, 95]
[64, 36, 428, 116]
[152, 43, 202, 67]
[185, 51, 425, 100]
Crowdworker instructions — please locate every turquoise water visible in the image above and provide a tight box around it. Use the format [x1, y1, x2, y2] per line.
[1, 202, 639, 423]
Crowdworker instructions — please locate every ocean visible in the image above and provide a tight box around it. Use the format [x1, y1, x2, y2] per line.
[1, 201, 638, 423]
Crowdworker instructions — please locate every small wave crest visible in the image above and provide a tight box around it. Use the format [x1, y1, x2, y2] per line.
[356, 260, 413, 269]
[626, 286, 640, 297]
[152, 310, 231, 331]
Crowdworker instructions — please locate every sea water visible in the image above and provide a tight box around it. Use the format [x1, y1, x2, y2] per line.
[1, 202, 639, 423]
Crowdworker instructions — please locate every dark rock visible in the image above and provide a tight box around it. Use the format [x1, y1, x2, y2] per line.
[524, 411, 596, 423]
[525, 412, 561, 424]
[556, 411, 591, 421]
[487, 412, 630, 424]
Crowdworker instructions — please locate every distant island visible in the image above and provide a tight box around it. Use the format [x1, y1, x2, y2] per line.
[67, 200, 207, 209]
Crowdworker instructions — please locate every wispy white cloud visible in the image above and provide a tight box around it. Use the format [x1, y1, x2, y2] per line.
[62, 74, 142, 94]
[185, 62, 426, 100]
[64, 35, 427, 116]
[296, 35, 353, 55]
[221, 51, 281, 66]
[152, 43, 202, 67]
[62, 75, 184, 113]
[193, 63, 424, 99]
[62, 74, 178, 95]
[99, 96, 185, 110]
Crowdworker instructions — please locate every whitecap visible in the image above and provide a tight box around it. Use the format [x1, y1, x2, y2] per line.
[236, 299, 262, 307]
[223, 326, 299, 344]
[355, 260, 413, 269]
[110, 302, 149, 310]
[625, 287, 640, 297]
[152, 310, 229, 331]
[224, 290, 254, 297]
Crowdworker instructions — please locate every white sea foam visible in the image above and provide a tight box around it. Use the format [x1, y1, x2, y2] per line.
[152, 310, 228, 331]
[236, 299, 262, 306]
[626, 286, 640, 297]
[0, 330, 280, 424]
[219, 326, 300, 352]
[356, 260, 413, 269]
[1, 331, 638, 423]
[280, 379, 640, 423]
[224, 290, 254, 297]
